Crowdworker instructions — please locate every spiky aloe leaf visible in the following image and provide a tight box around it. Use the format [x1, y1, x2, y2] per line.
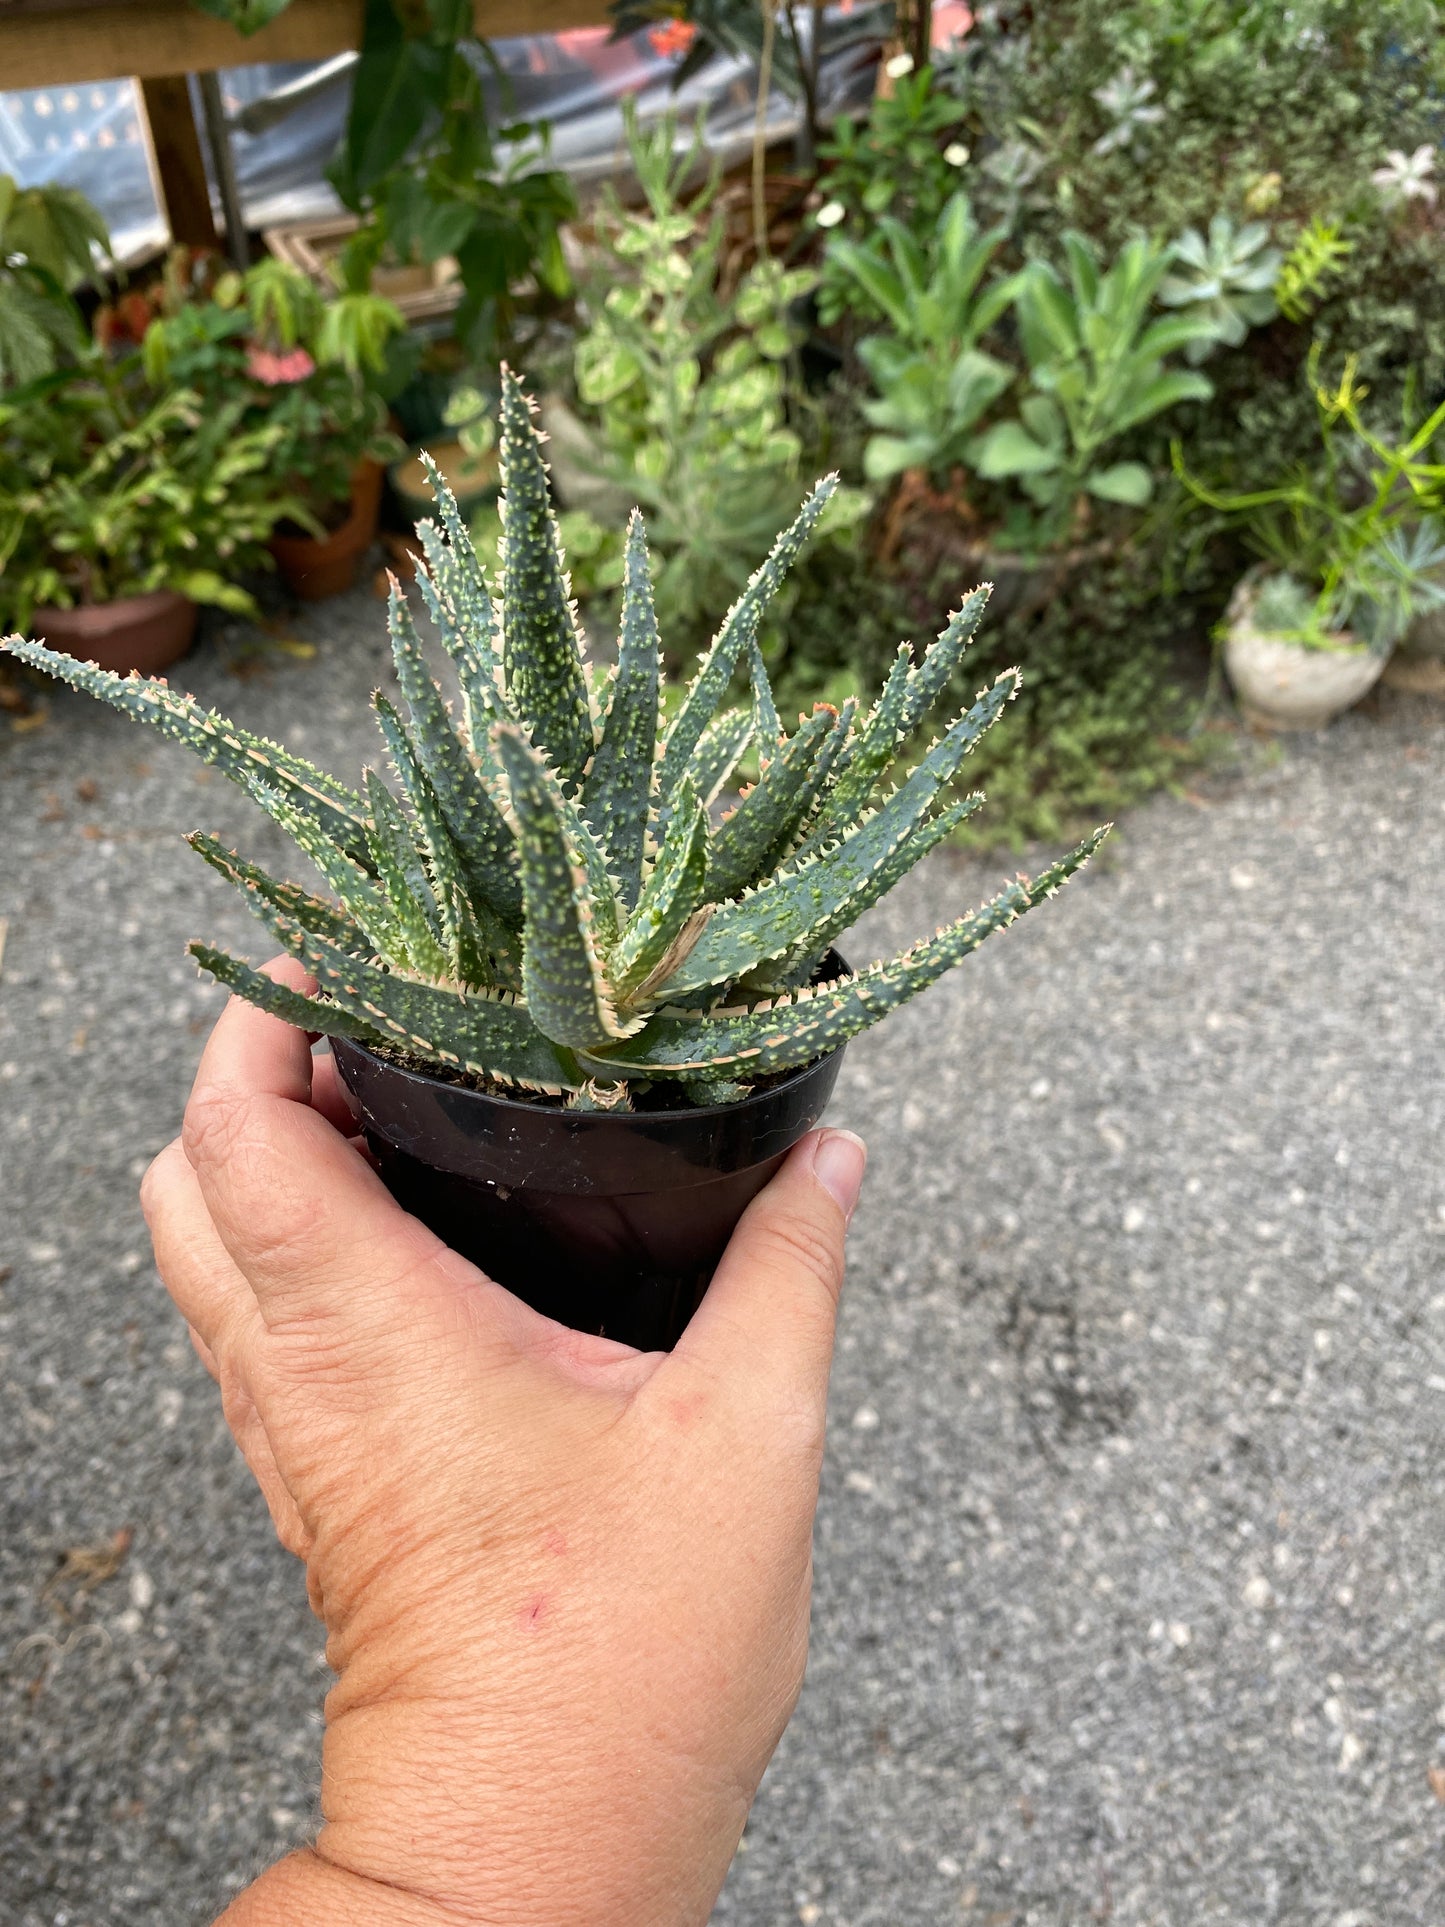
[189, 944, 385, 1043]
[387, 585, 522, 929]
[250, 778, 405, 962]
[492, 724, 637, 1049]
[372, 694, 518, 989]
[775, 697, 856, 860]
[802, 643, 913, 852]
[613, 776, 709, 1000]
[742, 789, 986, 992]
[805, 592, 993, 852]
[705, 706, 835, 904]
[584, 828, 1107, 1079]
[748, 635, 782, 763]
[2, 637, 372, 864]
[496, 368, 595, 786]
[656, 475, 837, 801]
[899, 586, 992, 736]
[657, 672, 1021, 995]
[416, 454, 497, 672]
[187, 833, 373, 960]
[363, 770, 449, 979]
[580, 510, 660, 909]
[684, 710, 753, 813]
[258, 915, 580, 1092]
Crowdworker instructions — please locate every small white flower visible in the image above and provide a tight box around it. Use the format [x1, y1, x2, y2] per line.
[815, 200, 846, 229]
[885, 51, 915, 79]
[944, 142, 970, 166]
[1372, 143, 1438, 206]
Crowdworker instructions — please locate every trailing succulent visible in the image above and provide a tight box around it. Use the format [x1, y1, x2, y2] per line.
[2, 373, 1104, 1109]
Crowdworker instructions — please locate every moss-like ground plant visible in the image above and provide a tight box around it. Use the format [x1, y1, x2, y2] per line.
[3, 373, 1104, 1108]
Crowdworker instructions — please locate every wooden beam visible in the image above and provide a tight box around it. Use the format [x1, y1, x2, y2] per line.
[138, 73, 218, 251]
[0, 0, 610, 89]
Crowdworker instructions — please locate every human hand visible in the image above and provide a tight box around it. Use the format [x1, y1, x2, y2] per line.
[140, 958, 867, 1927]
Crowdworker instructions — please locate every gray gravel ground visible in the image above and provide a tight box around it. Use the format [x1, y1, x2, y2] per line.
[2, 587, 1443, 1927]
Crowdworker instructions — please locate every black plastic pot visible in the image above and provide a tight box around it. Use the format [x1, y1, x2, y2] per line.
[330, 1035, 845, 1352]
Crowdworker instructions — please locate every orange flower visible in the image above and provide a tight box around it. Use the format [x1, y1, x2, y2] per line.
[647, 18, 697, 58]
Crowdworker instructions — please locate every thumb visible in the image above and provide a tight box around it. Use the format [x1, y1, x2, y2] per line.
[674, 1128, 867, 1408]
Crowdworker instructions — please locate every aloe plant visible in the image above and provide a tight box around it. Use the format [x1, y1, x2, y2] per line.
[2, 372, 1104, 1108]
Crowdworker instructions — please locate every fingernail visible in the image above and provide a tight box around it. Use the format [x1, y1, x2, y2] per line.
[813, 1129, 867, 1221]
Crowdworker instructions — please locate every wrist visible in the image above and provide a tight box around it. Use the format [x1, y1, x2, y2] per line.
[215, 1849, 461, 1927]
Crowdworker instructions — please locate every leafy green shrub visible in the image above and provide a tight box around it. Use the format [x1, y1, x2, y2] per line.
[0, 357, 307, 628]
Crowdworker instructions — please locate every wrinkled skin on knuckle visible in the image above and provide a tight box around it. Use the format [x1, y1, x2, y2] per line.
[754, 1211, 843, 1304]
[181, 1081, 263, 1174]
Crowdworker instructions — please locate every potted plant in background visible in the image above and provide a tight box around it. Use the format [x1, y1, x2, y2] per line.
[3, 372, 1105, 1351]
[1176, 351, 1445, 728]
[0, 355, 307, 675]
[142, 257, 405, 599]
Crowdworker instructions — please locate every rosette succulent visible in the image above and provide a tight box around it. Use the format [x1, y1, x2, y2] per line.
[3, 372, 1104, 1108]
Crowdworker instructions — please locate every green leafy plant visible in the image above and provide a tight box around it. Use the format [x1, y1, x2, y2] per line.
[1157, 213, 1281, 360]
[1272, 215, 1353, 323]
[0, 175, 110, 388]
[815, 61, 976, 326]
[824, 191, 1015, 483]
[332, 0, 575, 363]
[563, 103, 818, 644]
[0, 356, 308, 630]
[2, 372, 1104, 1106]
[970, 232, 1216, 547]
[1175, 348, 1445, 651]
[141, 256, 404, 521]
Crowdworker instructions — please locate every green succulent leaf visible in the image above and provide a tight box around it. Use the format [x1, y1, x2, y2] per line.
[1, 638, 372, 864]
[189, 944, 385, 1043]
[496, 367, 596, 787]
[492, 724, 635, 1048]
[657, 474, 837, 803]
[705, 706, 836, 904]
[362, 769, 450, 978]
[372, 695, 518, 989]
[613, 775, 710, 1001]
[387, 583, 523, 929]
[658, 671, 1021, 995]
[580, 508, 660, 908]
[187, 833, 374, 960]
[254, 918, 580, 1092]
[586, 828, 1107, 1079]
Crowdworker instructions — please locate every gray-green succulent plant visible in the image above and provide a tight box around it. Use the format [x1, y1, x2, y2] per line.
[2, 371, 1105, 1109]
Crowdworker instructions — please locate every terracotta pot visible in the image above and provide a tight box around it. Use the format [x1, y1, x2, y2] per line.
[1224, 578, 1384, 730]
[388, 437, 499, 526]
[270, 459, 383, 601]
[29, 588, 197, 676]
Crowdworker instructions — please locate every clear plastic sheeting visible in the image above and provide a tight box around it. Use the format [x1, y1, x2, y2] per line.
[0, 17, 883, 267]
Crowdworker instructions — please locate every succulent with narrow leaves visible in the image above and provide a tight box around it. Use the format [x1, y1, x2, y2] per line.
[2, 372, 1105, 1110]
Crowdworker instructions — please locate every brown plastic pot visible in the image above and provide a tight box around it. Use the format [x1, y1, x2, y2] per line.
[270, 459, 383, 600]
[330, 1029, 846, 1352]
[29, 589, 197, 676]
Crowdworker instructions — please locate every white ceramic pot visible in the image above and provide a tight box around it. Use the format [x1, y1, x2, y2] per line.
[1224, 580, 1385, 730]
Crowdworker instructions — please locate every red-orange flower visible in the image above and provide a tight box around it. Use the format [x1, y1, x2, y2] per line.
[647, 18, 697, 57]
